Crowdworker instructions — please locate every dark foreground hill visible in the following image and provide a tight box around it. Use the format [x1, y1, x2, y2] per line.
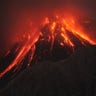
[0, 45, 96, 96]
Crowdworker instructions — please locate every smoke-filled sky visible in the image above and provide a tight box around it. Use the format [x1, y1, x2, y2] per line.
[0, 0, 96, 57]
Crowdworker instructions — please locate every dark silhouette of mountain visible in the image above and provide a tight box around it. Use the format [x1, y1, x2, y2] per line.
[0, 45, 96, 96]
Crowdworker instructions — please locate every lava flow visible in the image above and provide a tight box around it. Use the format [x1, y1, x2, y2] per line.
[0, 15, 96, 78]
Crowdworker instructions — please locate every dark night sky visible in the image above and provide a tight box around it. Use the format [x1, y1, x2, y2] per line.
[0, 0, 96, 57]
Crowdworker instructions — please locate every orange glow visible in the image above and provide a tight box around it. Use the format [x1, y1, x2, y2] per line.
[62, 17, 96, 45]
[0, 14, 96, 78]
[41, 15, 96, 49]
[0, 26, 40, 78]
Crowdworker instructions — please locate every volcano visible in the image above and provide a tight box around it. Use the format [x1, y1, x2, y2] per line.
[0, 15, 96, 90]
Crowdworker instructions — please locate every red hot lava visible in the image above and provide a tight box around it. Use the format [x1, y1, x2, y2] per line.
[0, 15, 96, 78]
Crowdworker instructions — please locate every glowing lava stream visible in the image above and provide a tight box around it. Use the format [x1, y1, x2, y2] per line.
[0, 29, 39, 78]
[0, 15, 96, 78]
